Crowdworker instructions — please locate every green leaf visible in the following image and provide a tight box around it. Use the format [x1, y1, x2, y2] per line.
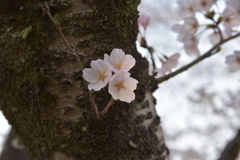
[19, 26, 32, 39]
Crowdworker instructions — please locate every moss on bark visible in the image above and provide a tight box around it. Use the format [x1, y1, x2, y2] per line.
[0, 0, 166, 160]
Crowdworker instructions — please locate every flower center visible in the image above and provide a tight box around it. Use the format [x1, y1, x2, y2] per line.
[98, 72, 107, 81]
[201, 0, 207, 7]
[115, 63, 122, 70]
[188, 7, 193, 13]
[115, 81, 125, 90]
[237, 57, 240, 63]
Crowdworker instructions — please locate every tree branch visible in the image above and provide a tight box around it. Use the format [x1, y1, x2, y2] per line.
[156, 32, 240, 84]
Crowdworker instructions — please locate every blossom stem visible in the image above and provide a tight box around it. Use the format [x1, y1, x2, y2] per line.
[156, 32, 240, 84]
[100, 98, 115, 116]
[89, 90, 100, 118]
[212, 18, 223, 41]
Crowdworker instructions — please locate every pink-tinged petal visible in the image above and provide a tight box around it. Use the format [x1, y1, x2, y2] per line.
[148, 64, 154, 75]
[227, 0, 240, 14]
[172, 16, 199, 42]
[110, 49, 125, 62]
[194, 0, 216, 12]
[82, 68, 98, 82]
[115, 70, 130, 80]
[104, 54, 118, 72]
[225, 51, 240, 72]
[88, 80, 107, 91]
[109, 84, 119, 100]
[123, 77, 138, 90]
[209, 31, 220, 45]
[163, 53, 180, 72]
[176, 0, 196, 20]
[108, 71, 137, 103]
[118, 88, 135, 103]
[90, 59, 102, 70]
[104, 49, 136, 72]
[223, 6, 240, 36]
[182, 36, 200, 56]
[170, 53, 181, 60]
[155, 68, 166, 77]
[121, 55, 136, 71]
[100, 62, 111, 73]
[229, 62, 240, 72]
[224, 26, 232, 37]
[104, 54, 113, 67]
[226, 55, 236, 64]
[83, 59, 112, 91]
[183, 17, 199, 34]
[171, 24, 182, 32]
[184, 45, 200, 56]
[138, 13, 150, 29]
[234, 51, 240, 57]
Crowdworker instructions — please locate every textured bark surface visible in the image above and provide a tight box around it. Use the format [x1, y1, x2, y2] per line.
[0, 0, 168, 160]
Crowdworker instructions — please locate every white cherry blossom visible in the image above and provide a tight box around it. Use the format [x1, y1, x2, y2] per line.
[172, 16, 199, 41]
[222, 6, 240, 36]
[138, 12, 150, 29]
[227, 0, 240, 15]
[108, 71, 138, 103]
[162, 53, 181, 72]
[194, 0, 216, 12]
[155, 68, 167, 77]
[182, 36, 200, 56]
[148, 64, 166, 76]
[225, 51, 240, 72]
[209, 31, 221, 45]
[82, 59, 112, 91]
[176, 0, 196, 20]
[104, 49, 136, 73]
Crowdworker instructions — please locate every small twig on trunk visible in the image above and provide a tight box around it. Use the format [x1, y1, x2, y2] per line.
[44, 1, 83, 70]
[44, 2, 100, 117]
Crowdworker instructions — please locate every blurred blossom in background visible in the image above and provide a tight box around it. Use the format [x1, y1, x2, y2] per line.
[138, 0, 240, 159]
[0, 111, 11, 153]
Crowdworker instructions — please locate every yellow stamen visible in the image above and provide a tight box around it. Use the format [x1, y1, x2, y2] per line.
[98, 72, 106, 81]
[115, 63, 122, 70]
[115, 81, 124, 90]
[237, 57, 240, 63]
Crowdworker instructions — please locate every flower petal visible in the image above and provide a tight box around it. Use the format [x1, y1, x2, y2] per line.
[121, 55, 136, 71]
[118, 88, 135, 103]
[124, 77, 138, 90]
[82, 68, 98, 82]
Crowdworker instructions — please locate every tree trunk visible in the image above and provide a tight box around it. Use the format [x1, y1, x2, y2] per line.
[0, 0, 168, 160]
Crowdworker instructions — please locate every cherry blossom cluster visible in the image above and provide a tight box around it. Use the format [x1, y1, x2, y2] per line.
[82, 49, 138, 103]
[172, 16, 200, 56]
[172, 0, 217, 56]
[226, 51, 240, 72]
[137, 12, 180, 77]
[138, 12, 150, 30]
[155, 53, 181, 77]
[206, 0, 240, 40]
[176, 0, 217, 20]
[171, 0, 240, 57]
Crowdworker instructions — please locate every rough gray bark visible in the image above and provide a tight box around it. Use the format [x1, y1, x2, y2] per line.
[0, 0, 168, 160]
